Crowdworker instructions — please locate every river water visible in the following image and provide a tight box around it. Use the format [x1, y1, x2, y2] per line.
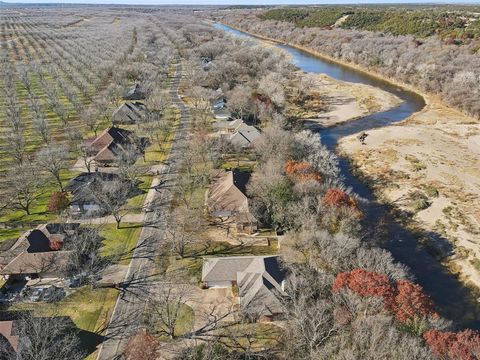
[214, 22, 480, 329]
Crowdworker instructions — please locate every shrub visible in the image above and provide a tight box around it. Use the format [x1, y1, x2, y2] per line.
[47, 191, 70, 213]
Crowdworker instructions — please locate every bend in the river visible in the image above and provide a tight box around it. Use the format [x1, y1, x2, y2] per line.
[215, 22, 480, 329]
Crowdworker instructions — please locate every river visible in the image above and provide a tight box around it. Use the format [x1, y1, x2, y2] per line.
[214, 22, 480, 329]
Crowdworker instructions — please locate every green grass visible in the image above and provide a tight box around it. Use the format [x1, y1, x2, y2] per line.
[100, 223, 142, 265]
[155, 303, 195, 339]
[0, 169, 80, 225]
[9, 286, 118, 360]
[0, 228, 25, 244]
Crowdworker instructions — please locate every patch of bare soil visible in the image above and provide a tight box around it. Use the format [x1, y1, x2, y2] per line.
[338, 101, 480, 291]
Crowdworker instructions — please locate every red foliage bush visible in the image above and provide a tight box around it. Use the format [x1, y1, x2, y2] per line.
[284, 160, 322, 183]
[124, 329, 161, 360]
[323, 188, 356, 208]
[424, 329, 480, 360]
[333, 269, 437, 324]
[47, 191, 70, 213]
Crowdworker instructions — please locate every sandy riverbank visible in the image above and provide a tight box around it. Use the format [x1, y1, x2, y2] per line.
[339, 101, 480, 291]
[290, 72, 402, 127]
[217, 20, 480, 293]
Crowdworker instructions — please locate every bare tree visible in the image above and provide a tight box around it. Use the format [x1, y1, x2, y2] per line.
[5, 162, 44, 215]
[37, 143, 69, 192]
[163, 205, 206, 259]
[65, 226, 106, 283]
[0, 312, 85, 360]
[90, 179, 134, 229]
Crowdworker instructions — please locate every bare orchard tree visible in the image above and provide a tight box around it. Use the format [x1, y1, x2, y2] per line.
[80, 106, 102, 137]
[5, 162, 45, 215]
[187, 86, 216, 125]
[77, 142, 95, 174]
[163, 205, 206, 259]
[5, 130, 27, 165]
[37, 143, 69, 192]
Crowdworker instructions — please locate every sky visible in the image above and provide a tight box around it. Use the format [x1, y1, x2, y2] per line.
[2, 0, 479, 5]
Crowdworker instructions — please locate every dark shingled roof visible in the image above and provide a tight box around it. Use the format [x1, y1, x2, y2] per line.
[123, 84, 145, 101]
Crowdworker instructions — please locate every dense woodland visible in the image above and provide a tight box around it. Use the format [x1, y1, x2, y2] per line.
[217, 8, 480, 120]
[0, 6, 479, 360]
[260, 6, 480, 41]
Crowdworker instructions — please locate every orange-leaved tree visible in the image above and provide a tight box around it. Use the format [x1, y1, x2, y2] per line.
[284, 160, 322, 183]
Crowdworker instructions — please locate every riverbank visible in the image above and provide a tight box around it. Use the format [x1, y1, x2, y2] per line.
[214, 20, 480, 301]
[339, 101, 480, 292]
[289, 72, 402, 128]
[213, 20, 434, 109]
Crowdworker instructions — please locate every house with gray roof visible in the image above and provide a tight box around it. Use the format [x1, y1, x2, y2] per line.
[123, 83, 145, 101]
[112, 102, 146, 125]
[201, 255, 286, 320]
[207, 169, 258, 234]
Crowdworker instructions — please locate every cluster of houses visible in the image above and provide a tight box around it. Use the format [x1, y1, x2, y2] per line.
[194, 84, 285, 322]
[202, 169, 287, 321]
[67, 84, 149, 217]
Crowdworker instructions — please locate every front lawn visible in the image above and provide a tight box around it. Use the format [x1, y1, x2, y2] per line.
[100, 223, 142, 265]
[8, 286, 118, 359]
[0, 169, 80, 225]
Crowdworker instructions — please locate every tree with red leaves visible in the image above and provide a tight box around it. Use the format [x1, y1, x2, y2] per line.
[124, 329, 161, 360]
[333, 269, 437, 325]
[386, 280, 437, 324]
[323, 188, 356, 208]
[284, 160, 322, 183]
[424, 329, 480, 360]
[332, 269, 393, 298]
[47, 191, 70, 213]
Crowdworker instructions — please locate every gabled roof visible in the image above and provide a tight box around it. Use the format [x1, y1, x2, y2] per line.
[112, 102, 146, 125]
[0, 251, 72, 276]
[229, 126, 262, 148]
[0, 321, 19, 352]
[66, 172, 120, 205]
[208, 170, 251, 215]
[123, 84, 145, 101]
[86, 127, 134, 154]
[202, 256, 286, 316]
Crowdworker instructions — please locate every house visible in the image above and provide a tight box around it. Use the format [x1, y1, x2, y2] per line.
[123, 83, 145, 101]
[201, 255, 286, 320]
[84, 126, 141, 166]
[0, 313, 103, 357]
[0, 320, 19, 354]
[207, 169, 258, 234]
[65, 172, 120, 215]
[112, 102, 146, 125]
[228, 126, 262, 148]
[0, 251, 72, 280]
[0, 223, 79, 281]
[213, 119, 262, 148]
[210, 89, 231, 120]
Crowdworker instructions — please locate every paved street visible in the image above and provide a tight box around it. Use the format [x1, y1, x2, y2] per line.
[96, 62, 190, 360]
